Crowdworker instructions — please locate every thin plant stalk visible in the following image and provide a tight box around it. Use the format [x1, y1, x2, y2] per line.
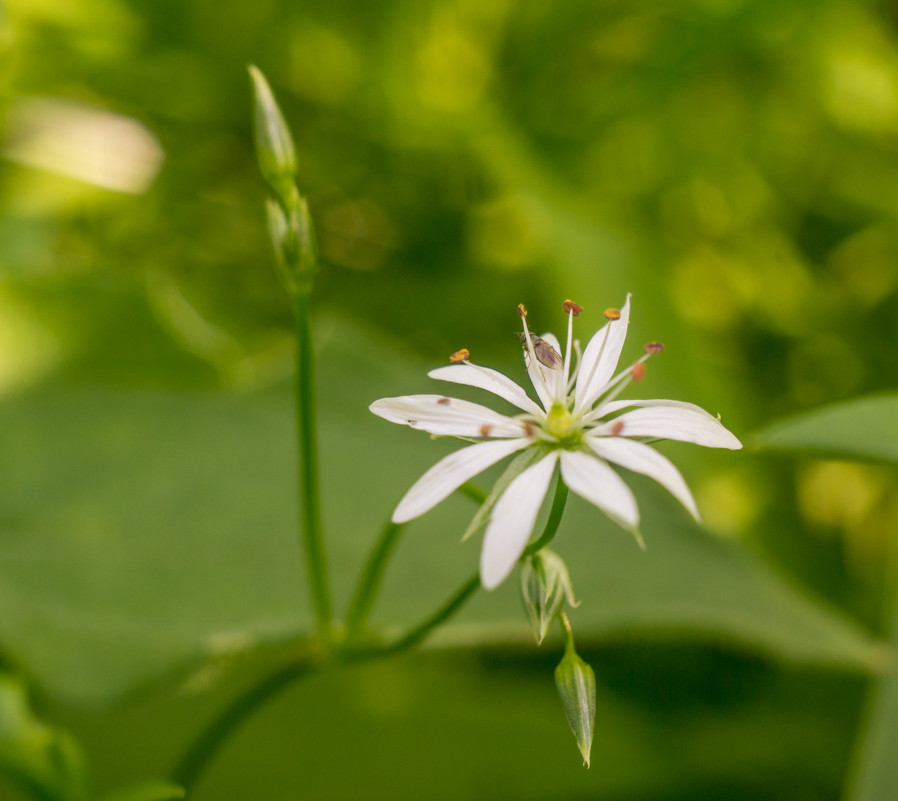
[344, 521, 403, 639]
[294, 292, 331, 641]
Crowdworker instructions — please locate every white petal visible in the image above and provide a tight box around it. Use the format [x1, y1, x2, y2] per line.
[427, 364, 543, 417]
[587, 436, 699, 520]
[559, 449, 639, 530]
[524, 338, 557, 411]
[574, 295, 631, 414]
[393, 438, 531, 523]
[480, 451, 559, 590]
[591, 398, 722, 419]
[370, 395, 528, 438]
[594, 404, 742, 449]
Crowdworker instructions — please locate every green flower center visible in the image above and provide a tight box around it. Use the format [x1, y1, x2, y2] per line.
[545, 403, 574, 439]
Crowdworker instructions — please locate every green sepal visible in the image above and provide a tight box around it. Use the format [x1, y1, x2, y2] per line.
[520, 549, 578, 645]
[461, 447, 541, 542]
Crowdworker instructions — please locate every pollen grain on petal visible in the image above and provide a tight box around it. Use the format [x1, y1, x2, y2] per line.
[437, 397, 451, 405]
[610, 420, 625, 436]
[644, 341, 664, 355]
[449, 348, 470, 363]
[480, 424, 494, 438]
[631, 362, 646, 383]
[562, 299, 583, 317]
[517, 303, 528, 318]
[603, 308, 621, 321]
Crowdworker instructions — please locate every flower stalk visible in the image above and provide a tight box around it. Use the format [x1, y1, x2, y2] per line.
[250, 66, 330, 640]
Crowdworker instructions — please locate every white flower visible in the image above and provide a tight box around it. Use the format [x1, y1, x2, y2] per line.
[370, 297, 741, 590]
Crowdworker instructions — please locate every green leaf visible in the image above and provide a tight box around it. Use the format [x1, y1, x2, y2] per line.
[751, 394, 898, 464]
[0, 317, 886, 704]
[843, 587, 898, 801]
[0, 674, 89, 801]
[98, 780, 185, 801]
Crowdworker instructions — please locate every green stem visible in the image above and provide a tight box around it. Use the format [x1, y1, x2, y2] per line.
[459, 482, 489, 504]
[344, 521, 403, 639]
[171, 660, 316, 790]
[346, 575, 480, 661]
[294, 292, 331, 641]
[558, 609, 575, 653]
[522, 479, 569, 558]
[344, 483, 487, 642]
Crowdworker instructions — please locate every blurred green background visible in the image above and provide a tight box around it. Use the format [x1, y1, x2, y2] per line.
[1, 0, 898, 799]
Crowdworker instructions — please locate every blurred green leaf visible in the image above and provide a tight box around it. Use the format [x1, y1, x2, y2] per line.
[845, 608, 898, 801]
[0, 317, 884, 705]
[751, 394, 898, 464]
[98, 780, 184, 801]
[0, 674, 89, 801]
[53, 645, 865, 801]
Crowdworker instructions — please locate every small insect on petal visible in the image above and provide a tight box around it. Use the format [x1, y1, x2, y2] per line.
[562, 299, 583, 317]
[631, 362, 646, 383]
[518, 333, 563, 369]
[644, 341, 664, 355]
[449, 348, 470, 363]
[603, 308, 621, 321]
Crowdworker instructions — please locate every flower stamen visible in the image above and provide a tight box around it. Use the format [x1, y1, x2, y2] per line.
[518, 303, 553, 404]
[450, 348, 470, 363]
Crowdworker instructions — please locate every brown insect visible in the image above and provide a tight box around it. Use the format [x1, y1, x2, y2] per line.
[517, 332, 563, 370]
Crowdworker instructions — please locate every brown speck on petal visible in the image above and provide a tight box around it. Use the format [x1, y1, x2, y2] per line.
[610, 420, 625, 436]
[631, 362, 646, 383]
[449, 348, 470, 363]
[523, 421, 536, 437]
[480, 424, 493, 438]
[562, 299, 583, 317]
[437, 397, 451, 405]
[603, 308, 621, 321]
[644, 342, 664, 355]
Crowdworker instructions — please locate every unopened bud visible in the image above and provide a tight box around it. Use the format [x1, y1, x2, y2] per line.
[555, 630, 596, 768]
[520, 550, 578, 645]
[249, 65, 298, 205]
[266, 197, 318, 295]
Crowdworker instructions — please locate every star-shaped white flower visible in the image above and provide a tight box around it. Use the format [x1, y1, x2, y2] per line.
[370, 297, 741, 590]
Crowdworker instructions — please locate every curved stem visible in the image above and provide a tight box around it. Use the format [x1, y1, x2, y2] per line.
[172, 660, 316, 790]
[378, 574, 481, 656]
[459, 482, 489, 504]
[344, 522, 403, 639]
[294, 293, 331, 641]
[522, 479, 569, 558]
[344, 483, 487, 642]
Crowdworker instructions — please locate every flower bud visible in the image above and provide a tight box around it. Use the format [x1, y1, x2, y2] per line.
[520, 549, 577, 645]
[266, 196, 318, 295]
[555, 639, 596, 768]
[249, 65, 298, 205]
